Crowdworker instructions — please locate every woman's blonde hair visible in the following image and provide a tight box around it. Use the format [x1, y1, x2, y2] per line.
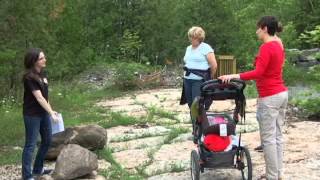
[188, 26, 205, 42]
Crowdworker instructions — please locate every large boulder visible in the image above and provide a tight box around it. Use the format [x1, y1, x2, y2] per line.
[70, 125, 107, 150]
[52, 144, 98, 180]
[46, 125, 107, 160]
[288, 48, 320, 67]
[46, 128, 77, 160]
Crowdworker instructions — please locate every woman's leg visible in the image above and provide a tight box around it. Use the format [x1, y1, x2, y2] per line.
[276, 92, 288, 178]
[191, 80, 202, 103]
[183, 78, 193, 108]
[190, 80, 203, 142]
[257, 92, 288, 180]
[22, 116, 41, 180]
[33, 113, 52, 174]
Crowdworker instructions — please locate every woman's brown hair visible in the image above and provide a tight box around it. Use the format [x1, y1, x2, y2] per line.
[23, 48, 44, 82]
[257, 16, 283, 36]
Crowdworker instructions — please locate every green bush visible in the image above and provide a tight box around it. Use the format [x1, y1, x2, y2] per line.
[283, 61, 303, 85]
[282, 61, 319, 85]
[291, 86, 320, 116]
[299, 25, 320, 48]
[113, 62, 154, 89]
[309, 64, 320, 80]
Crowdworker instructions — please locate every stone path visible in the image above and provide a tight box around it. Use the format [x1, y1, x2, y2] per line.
[98, 88, 320, 180]
[95, 88, 315, 179]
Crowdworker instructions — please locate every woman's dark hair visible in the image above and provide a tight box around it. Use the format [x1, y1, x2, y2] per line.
[23, 48, 43, 81]
[257, 16, 283, 35]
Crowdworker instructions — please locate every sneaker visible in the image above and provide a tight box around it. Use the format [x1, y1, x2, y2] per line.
[41, 168, 53, 175]
[254, 145, 263, 152]
[33, 168, 53, 176]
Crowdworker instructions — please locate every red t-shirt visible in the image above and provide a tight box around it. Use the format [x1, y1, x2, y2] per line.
[240, 41, 288, 97]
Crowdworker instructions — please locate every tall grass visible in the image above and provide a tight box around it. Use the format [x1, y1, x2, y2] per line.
[0, 106, 24, 146]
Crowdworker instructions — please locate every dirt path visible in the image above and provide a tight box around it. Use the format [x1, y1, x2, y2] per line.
[98, 88, 320, 180]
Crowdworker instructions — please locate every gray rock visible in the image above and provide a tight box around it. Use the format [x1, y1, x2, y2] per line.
[46, 144, 65, 160]
[289, 48, 320, 67]
[38, 175, 54, 180]
[70, 125, 107, 150]
[52, 144, 98, 180]
[46, 125, 107, 160]
[76, 170, 97, 179]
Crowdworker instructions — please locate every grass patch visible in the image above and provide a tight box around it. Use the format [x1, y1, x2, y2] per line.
[96, 148, 143, 180]
[109, 132, 156, 143]
[146, 106, 178, 124]
[98, 112, 144, 129]
[0, 148, 22, 165]
[169, 163, 186, 173]
[163, 127, 190, 144]
[0, 106, 25, 147]
[50, 84, 126, 127]
[135, 146, 161, 177]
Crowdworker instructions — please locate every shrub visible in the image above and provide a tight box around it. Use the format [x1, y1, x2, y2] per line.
[299, 25, 320, 48]
[291, 86, 320, 117]
[113, 62, 153, 89]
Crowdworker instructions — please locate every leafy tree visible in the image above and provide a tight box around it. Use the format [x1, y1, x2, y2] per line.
[299, 25, 320, 48]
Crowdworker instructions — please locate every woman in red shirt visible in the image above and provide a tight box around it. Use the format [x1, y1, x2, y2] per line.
[219, 16, 288, 180]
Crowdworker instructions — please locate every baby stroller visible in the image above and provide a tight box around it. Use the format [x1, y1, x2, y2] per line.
[190, 79, 252, 180]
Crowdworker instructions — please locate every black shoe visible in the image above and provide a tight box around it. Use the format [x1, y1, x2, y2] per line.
[254, 145, 263, 152]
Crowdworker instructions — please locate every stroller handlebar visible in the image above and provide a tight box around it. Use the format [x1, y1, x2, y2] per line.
[200, 79, 246, 94]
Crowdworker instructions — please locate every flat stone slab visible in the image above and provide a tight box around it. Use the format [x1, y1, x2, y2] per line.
[110, 104, 145, 113]
[98, 159, 111, 171]
[148, 170, 244, 180]
[108, 125, 170, 142]
[97, 97, 135, 107]
[145, 141, 194, 176]
[112, 148, 151, 170]
[109, 136, 165, 152]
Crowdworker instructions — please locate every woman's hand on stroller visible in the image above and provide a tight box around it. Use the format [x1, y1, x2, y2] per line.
[218, 74, 240, 84]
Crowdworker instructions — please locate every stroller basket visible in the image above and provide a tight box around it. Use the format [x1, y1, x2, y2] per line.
[201, 148, 237, 168]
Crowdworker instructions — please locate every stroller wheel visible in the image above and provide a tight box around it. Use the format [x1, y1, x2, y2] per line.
[237, 147, 252, 180]
[190, 150, 200, 180]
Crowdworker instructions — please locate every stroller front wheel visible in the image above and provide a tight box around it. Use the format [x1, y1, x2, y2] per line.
[237, 146, 252, 180]
[191, 150, 200, 180]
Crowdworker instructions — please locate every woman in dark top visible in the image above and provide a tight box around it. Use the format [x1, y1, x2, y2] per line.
[22, 48, 58, 180]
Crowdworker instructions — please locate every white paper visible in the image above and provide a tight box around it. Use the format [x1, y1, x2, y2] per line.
[51, 113, 64, 134]
[219, 124, 227, 136]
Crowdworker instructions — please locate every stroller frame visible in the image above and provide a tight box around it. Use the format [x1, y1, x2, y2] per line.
[190, 79, 252, 180]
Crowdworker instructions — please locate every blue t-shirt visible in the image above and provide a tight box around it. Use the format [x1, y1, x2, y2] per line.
[183, 42, 214, 80]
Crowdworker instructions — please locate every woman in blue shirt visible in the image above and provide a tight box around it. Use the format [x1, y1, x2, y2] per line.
[180, 26, 217, 141]
[181, 26, 217, 108]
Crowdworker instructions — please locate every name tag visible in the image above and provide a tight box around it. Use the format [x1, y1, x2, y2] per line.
[43, 78, 48, 84]
[219, 124, 227, 136]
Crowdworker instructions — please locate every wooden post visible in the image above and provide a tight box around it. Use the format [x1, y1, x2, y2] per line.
[216, 55, 237, 77]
